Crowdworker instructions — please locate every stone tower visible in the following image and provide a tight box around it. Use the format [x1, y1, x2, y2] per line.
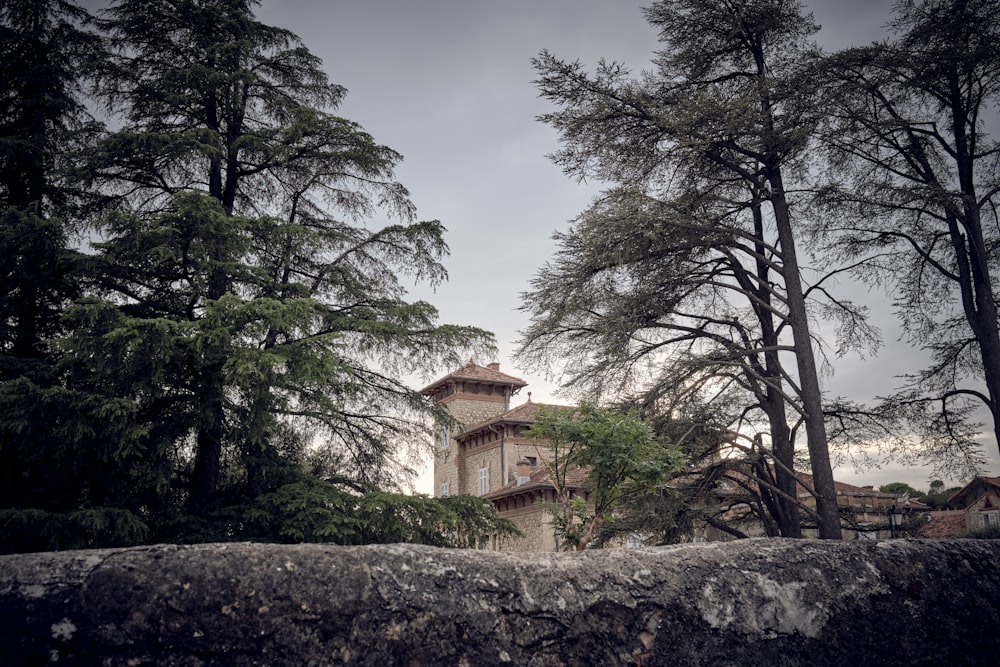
[420, 361, 527, 497]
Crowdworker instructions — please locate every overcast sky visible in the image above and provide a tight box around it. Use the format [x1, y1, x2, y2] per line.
[251, 0, 1000, 491]
[138, 1, 994, 491]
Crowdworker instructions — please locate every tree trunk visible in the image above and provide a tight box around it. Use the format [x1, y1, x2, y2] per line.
[189, 366, 225, 513]
[956, 214, 1000, 451]
[762, 397, 802, 536]
[769, 176, 842, 540]
[752, 203, 803, 538]
[949, 91, 1000, 451]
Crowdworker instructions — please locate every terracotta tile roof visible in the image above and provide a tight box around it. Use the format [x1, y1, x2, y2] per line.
[710, 469, 897, 501]
[917, 511, 967, 539]
[949, 476, 1000, 507]
[420, 361, 527, 394]
[459, 400, 572, 438]
[485, 461, 589, 500]
[792, 472, 898, 499]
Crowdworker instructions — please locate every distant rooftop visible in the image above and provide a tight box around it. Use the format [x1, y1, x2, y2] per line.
[420, 360, 528, 395]
[917, 510, 966, 539]
[460, 398, 568, 434]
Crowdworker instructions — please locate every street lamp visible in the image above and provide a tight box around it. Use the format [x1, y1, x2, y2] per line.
[887, 506, 904, 538]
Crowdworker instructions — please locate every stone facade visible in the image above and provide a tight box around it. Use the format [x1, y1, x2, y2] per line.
[949, 476, 1000, 533]
[421, 361, 527, 498]
[422, 362, 572, 551]
[492, 498, 559, 552]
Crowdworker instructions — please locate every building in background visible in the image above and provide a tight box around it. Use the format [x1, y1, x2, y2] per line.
[422, 361, 953, 550]
[947, 477, 1000, 533]
[422, 362, 580, 550]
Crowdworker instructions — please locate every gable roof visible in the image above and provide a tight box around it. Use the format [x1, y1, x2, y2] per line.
[948, 476, 1000, 508]
[458, 399, 571, 439]
[420, 361, 527, 395]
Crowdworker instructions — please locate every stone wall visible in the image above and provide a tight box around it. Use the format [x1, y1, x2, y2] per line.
[435, 392, 508, 498]
[497, 504, 558, 552]
[2, 539, 999, 666]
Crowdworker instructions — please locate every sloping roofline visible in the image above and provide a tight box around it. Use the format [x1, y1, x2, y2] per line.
[458, 400, 572, 440]
[948, 476, 1000, 507]
[420, 360, 528, 395]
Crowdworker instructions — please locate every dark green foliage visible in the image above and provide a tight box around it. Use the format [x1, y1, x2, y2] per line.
[962, 524, 1000, 539]
[0, 482, 520, 553]
[80, 0, 493, 512]
[878, 482, 920, 498]
[595, 486, 695, 546]
[0, 507, 149, 554]
[0, 0, 101, 213]
[880, 480, 962, 509]
[918, 487, 961, 509]
[183, 479, 521, 549]
[0, 0, 498, 553]
[526, 403, 682, 549]
[0, 1, 108, 529]
[0, 0, 97, 359]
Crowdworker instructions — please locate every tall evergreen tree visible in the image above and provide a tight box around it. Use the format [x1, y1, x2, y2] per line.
[817, 0, 1000, 459]
[0, 0, 503, 552]
[0, 0, 104, 518]
[523, 0, 846, 538]
[0, 0, 98, 363]
[81, 0, 492, 515]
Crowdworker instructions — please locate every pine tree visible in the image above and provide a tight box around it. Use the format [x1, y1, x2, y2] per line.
[1, 0, 500, 551]
[817, 0, 1000, 459]
[83, 0, 492, 517]
[0, 0, 98, 364]
[523, 0, 847, 538]
[0, 0, 108, 522]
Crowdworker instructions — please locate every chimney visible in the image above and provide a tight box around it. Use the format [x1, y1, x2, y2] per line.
[487, 362, 500, 371]
[515, 458, 531, 486]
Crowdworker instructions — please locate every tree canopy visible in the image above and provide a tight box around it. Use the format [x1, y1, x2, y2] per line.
[814, 0, 1000, 464]
[520, 0, 1000, 545]
[525, 403, 682, 550]
[0, 0, 505, 553]
[522, 0, 851, 539]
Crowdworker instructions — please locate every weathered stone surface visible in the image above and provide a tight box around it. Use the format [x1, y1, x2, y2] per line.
[1, 538, 997, 665]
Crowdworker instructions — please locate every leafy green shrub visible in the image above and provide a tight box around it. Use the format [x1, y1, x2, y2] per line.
[961, 524, 1000, 539]
[242, 478, 521, 548]
[0, 507, 149, 554]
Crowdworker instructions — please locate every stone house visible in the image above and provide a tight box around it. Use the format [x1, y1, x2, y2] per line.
[484, 459, 591, 551]
[421, 361, 579, 551]
[422, 361, 937, 550]
[794, 473, 907, 540]
[909, 476, 1000, 539]
[946, 476, 1000, 533]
